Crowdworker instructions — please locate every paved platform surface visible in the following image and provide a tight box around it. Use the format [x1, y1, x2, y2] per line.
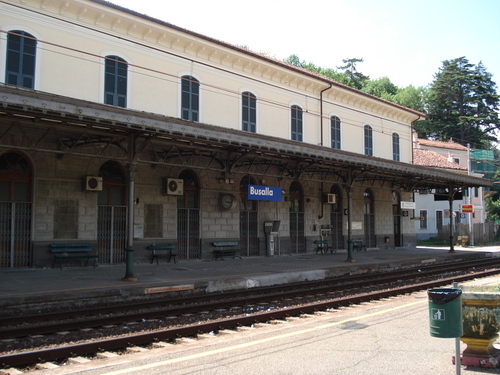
[1, 245, 499, 313]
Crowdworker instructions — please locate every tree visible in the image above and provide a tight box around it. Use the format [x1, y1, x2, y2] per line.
[392, 85, 428, 114]
[283, 55, 350, 85]
[361, 77, 398, 101]
[423, 57, 500, 146]
[336, 58, 370, 90]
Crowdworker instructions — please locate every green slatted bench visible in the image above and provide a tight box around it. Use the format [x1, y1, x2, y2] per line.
[147, 244, 177, 264]
[50, 243, 98, 269]
[212, 241, 242, 260]
[314, 240, 335, 254]
[352, 239, 367, 252]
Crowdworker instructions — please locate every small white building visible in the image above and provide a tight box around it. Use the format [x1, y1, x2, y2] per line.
[413, 138, 486, 242]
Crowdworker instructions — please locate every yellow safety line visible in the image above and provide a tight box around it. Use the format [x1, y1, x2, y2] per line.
[101, 298, 427, 375]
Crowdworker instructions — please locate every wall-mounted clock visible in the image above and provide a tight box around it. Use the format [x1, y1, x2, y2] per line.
[219, 193, 236, 210]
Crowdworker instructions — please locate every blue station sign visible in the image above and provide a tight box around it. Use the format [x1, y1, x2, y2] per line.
[248, 185, 282, 201]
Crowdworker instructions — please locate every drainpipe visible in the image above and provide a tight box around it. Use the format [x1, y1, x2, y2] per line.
[410, 116, 421, 165]
[319, 83, 333, 147]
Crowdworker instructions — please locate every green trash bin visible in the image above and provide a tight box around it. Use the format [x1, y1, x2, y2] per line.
[427, 288, 463, 338]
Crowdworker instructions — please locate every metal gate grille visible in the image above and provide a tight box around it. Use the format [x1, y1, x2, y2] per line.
[364, 213, 376, 247]
[240, 210, 258, 256]
[330, 211, 344, 250]
[177, 208, 200, 259]
[0, 202, 32, 268]
[97, 205, 127, 264]
[290, 212, 305, 254]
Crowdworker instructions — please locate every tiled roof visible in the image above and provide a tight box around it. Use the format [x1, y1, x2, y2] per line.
[413, 148, 467, 170]
[417, 138, 468, 151]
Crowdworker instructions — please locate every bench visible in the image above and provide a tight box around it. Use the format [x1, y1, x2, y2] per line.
[50, 243, 98, 269]
[212, 241, 242, 260]
[147, 244, 177, 264]
[314, 240, 335, 254]
[352, 239, 367, 252]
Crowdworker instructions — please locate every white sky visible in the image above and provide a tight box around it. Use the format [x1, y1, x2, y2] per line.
[110, 0, 500, 89]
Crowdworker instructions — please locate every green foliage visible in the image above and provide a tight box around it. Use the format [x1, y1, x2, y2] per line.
[282, 53, 500, 222]
[424, 57, 500, 146]
[336, 58, 370, 90]
[361, 77, 398, 99]
[283, 54, 350, 85]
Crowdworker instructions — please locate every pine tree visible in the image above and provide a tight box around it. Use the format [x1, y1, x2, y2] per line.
[422, 57, 499, 146]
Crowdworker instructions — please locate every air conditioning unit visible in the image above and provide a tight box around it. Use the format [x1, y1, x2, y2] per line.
[325, 194, 336, 204]
[165, 178, 183, 195]
[85, 176, 103, 191]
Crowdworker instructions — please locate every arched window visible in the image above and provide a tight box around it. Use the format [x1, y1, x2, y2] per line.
[289, 181, 304, 213]
[331, 116, 341, 149]
[364, 125, 373, 156]
[98, 161, 126, 206]
[177, 170, 199, 209]
[6, 31, 37, 89]
[242, 92, 256, 132]
[104, 56, 128, 108]
[0, 152, 32, 202]
[181, 75, 199, 121]
[392, 132, 400, 161]
[0, 152, 33, 268]
[291, 105, 303, 141]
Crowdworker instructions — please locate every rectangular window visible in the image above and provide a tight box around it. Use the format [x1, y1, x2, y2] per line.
[364, 125, 373, 156]
[181, 75, 199, 121]
[419, 210, 427, 229]
[392, 133, 400, 161]
[436, 211, 443, 229]
[291, 105, 303, 141]
[104, 56, 128, 108]
[6, 31, 37, 89]
[144, 204, 163, 238]
[54, 199, 78, 239]
[242, 92, 256, 132]
[331, 116, 341, 149]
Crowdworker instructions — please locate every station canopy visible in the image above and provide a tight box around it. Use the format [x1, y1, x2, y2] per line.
[0, 84, 493, 192]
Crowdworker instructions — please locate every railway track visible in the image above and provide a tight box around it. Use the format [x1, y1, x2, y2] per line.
[1, 257, 500, 370]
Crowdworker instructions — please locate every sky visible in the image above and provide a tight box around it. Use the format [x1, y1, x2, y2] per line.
[110, 0, 500, 89]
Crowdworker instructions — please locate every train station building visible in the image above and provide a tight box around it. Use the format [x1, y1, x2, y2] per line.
[0, 0, 492, 268]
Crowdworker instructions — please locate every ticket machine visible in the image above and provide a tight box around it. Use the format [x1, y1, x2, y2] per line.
[264, 220, 281, 256]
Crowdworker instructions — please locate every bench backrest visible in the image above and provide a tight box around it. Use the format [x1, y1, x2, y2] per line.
[50, 243, 93, 253]
[213, 241, 238, 247]
[147, 245, 175, 250]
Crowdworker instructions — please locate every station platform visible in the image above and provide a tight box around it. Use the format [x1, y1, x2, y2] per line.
[1, 245, 499, 315]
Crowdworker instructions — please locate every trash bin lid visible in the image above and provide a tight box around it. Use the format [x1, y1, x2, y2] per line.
[427, 288, 462, 304]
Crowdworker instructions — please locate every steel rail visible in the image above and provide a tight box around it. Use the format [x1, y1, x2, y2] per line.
[1, 267, 500, 368]
[1, 256, 499, 339]
[1, 256, 498, 338]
